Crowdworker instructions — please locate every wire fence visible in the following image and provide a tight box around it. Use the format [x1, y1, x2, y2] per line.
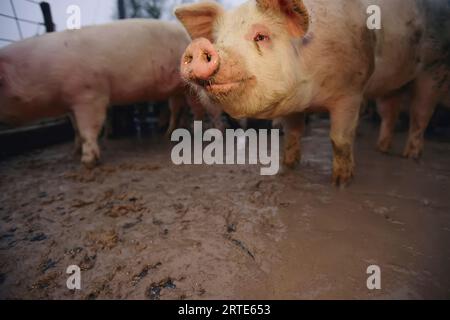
[0, 0, 58, 134]
[0, 0, 51, 45]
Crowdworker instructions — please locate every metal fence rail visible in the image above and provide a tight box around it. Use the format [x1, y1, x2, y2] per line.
[0, 0, 68, 154]
[0, 0, 54, 45]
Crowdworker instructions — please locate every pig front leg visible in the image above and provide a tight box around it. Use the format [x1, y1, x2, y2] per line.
[282, 113, 306, 169]
[205, 103, 225, 132]
[166, 95, 185, 137]
[185, 93, 226, 132]
[403, 72, 442, 159]
[329, 96, 361, 187]
[71, 96, 109, 169]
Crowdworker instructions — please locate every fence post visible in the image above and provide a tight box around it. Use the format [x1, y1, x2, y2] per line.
[40, 1, 55, 32]
[118, 0, 126, 19]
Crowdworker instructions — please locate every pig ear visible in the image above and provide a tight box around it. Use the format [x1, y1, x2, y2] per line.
[256, 0, 310, 37]
[174, 1, 224, 42]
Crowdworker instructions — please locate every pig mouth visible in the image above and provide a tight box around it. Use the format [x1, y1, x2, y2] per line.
[206, 81, 242, 94]
[198, 77, 255, 96]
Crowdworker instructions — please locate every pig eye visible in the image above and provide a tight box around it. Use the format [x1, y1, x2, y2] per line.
[254, 33, 270, 42]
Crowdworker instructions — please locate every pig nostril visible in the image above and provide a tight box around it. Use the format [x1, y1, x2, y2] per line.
[203, 51, 212, 63]
[184, 54, 193, 65]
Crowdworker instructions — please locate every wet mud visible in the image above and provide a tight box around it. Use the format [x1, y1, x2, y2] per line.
[0, 119, 449, 299]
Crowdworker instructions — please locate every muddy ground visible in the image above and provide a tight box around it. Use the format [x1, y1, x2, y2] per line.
[0, 118, 449, 300]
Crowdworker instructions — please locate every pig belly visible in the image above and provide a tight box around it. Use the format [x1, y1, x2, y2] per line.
[0, 63, 66, 126]
[363, 0, 423, 98]
[0, 93, 66, 126]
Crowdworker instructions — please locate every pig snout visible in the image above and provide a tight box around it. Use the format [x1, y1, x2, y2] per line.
[181, 38, 219, 85]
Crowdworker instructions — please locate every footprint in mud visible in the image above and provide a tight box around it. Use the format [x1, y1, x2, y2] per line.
[31, 271, 60, 291]
[0, 232, 17, 250]
[29, 232, 47, 242]
[64, 246, 83, 259]
[95, 191, 146, 218]
[364, 200, 405, 226]
[84, 265, 125, 300]
[226, 223, 237, 233]
[85, 281, 113, 300]
[79, 253, 97, 271]
[71, 199, 95, 209]
[145, 278, 176, 300]
[39, 258, 58, 273]
[122, 214, 143, 230]
[85, 229, 119, 250]
[131, 262, 162, 286]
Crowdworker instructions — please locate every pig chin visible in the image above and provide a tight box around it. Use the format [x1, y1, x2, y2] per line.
[207, 88, 255, 119]
[192, 78, 256, 119]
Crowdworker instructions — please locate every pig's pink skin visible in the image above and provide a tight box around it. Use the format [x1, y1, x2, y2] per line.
[176, 0, 450, 186]
[0, 19, 218, 168]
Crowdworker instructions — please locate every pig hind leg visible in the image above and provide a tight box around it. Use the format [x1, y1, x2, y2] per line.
[71, 96, 109, 168]
[69, 113, 82, 155]
[376, 88, 409, 153]
[403, 71, 444, 159]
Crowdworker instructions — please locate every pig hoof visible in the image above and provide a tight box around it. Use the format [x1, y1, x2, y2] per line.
[282, 153, 301, 169]
[376, 139, 391, 154]
[402, 146, 423, 160]
[332, 168, 354, 188]
[81, 155, 99, 169]
[283, 161, 299, 170]
[82, 160, 98, 170]
[403, 151, 422, 161]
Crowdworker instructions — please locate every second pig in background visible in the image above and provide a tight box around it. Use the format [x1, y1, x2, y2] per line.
[0, 19, 223, 168]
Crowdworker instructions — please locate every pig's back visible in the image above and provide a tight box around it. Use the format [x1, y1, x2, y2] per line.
[70, 19, 192, 103]
[0, 19, 191, 106]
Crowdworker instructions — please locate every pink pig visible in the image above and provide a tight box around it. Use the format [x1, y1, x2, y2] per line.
[0, 19, 222, 168]
[176, 0, 450, 186]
